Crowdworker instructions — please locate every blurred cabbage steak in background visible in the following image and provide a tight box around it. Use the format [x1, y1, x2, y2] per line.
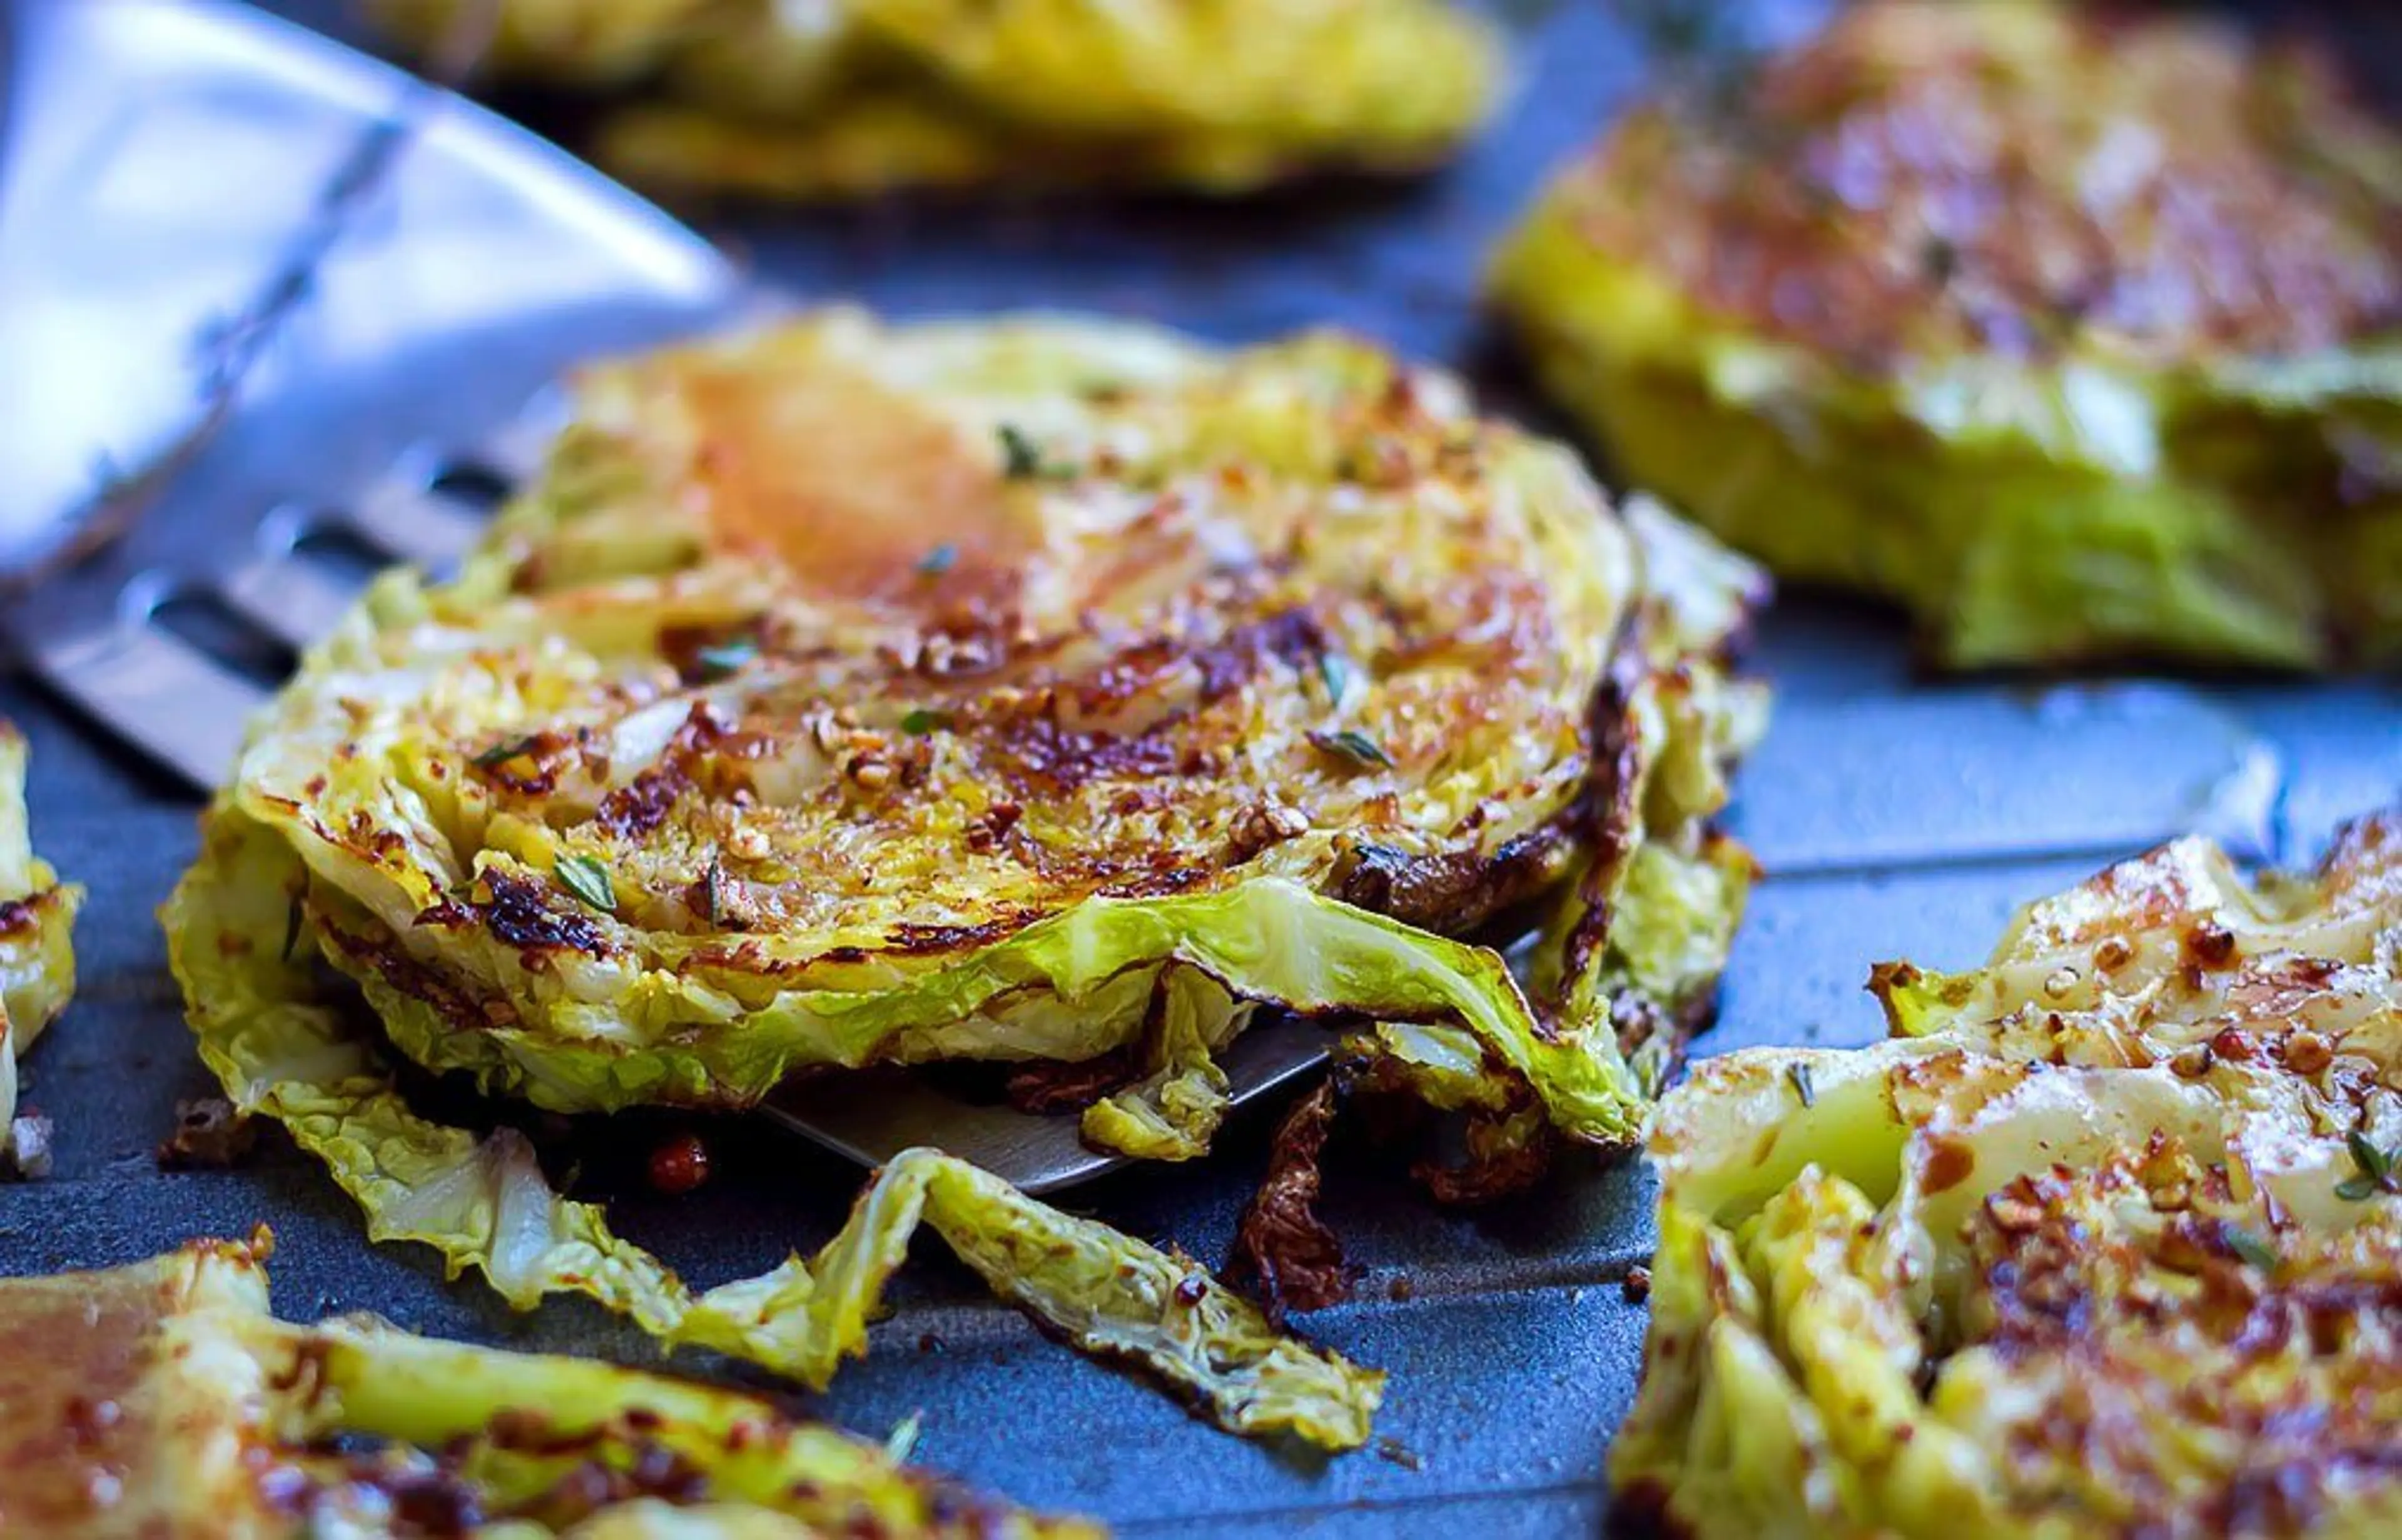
[373, 0, 1506, 199]
[1495, 0, 2402, 669]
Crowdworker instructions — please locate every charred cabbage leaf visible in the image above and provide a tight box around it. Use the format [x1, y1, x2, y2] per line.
[0, 1232, 1096, 1536]
[1616, 811, 2402, 1537]
[167, 809, 1382, 1451]
[1493, 0, 2402, 669]
[0, 722, 81, 1175]
[372, 0, 1503, 200]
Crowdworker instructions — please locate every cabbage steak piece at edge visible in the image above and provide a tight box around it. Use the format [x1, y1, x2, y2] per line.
[1615, 811, 2402, 1537]
[370, 0, 1504, 201]
[0, 721, 82, 1176]
[1492, 0, 2402, 669]
[0, 1232, 1096, 1537]
[169, 310, 1766, 1451]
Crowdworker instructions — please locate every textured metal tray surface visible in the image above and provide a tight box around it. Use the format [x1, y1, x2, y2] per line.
[1, 2, 2398, 1536]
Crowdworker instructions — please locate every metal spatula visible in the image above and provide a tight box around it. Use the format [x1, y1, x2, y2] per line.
[0, 0, 1324, 1193]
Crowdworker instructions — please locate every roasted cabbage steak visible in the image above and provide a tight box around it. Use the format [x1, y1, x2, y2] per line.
[0, 1232, 1095, 1537]
[373, 0, 1503, 200]
[1616, 811, 2402, 1537]
[169, 310, 1763, 1449]
[1494, 0, 2402, 668]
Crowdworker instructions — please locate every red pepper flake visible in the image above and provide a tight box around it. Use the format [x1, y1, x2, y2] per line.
[647, 1133, 711, 1195]
[2209, 1027, 2257, 1063]
[2184, 923, 2238, 969]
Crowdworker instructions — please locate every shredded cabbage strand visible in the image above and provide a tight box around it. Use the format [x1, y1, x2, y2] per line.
[167, 806, 1384, 1452]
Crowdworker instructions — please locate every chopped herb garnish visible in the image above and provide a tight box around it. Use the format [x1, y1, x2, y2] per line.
[1309, 727, 1394, 770]
[900, 708, 950, 736]
[2224, 1225, 2279, 1272]
[698, 860, 723, 926]
[1317, 651, 1352, 706]
[1786, 1063, 1816, 1108]
[884, 1410, 924, 1464]
[554, 854, 616, 914]
[998, 424, 1048, 480]
[2338, 1127, 2398, 1200]
[916, 542, 959, 577]
[472, 734, 540, 768]
[693, 638, 757, 681]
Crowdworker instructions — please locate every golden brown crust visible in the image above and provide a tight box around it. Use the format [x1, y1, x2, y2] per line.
[0, 1238, 278, 1536]
[1965, 1138, 2402, 1536]
[288, 319, 1630, 966]
[1568, 1, 2402, 371]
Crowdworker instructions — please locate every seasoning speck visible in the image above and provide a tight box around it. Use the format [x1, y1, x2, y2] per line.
[998, 424, 1048, 480]
[647, 1133, 710, 1195]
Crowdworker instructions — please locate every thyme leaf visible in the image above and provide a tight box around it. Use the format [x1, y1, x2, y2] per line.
[1317, 651, 1352, 706]
[555, 854, 617, 914]
[998, 424, 1051, 480]
[1309, 728, 1394, 771]
[694, 638, 757, 681]
[2224, 1226, 2279, 1272]
[472, 734, 540, 768]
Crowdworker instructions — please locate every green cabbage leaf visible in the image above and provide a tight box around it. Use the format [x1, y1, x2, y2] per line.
[166, 804, 1384, 1452]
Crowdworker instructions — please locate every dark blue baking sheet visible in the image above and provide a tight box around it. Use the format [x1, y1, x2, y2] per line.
[2, 1, 2397, 1533]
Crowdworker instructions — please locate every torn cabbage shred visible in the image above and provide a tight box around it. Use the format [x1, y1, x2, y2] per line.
[168, 808, 1384, 1451]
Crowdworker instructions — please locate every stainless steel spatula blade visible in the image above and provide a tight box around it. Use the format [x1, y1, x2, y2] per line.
[0, 0, 1327, 1191]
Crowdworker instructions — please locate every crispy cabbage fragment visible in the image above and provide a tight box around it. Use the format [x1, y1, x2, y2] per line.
[373, 0, 1504, 199]
[0, 722, 81, 1175]
[1616, 811, 2402, 1538]
[1492, 0, 2402, 669]
[0, 1232, 1096, 1537]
